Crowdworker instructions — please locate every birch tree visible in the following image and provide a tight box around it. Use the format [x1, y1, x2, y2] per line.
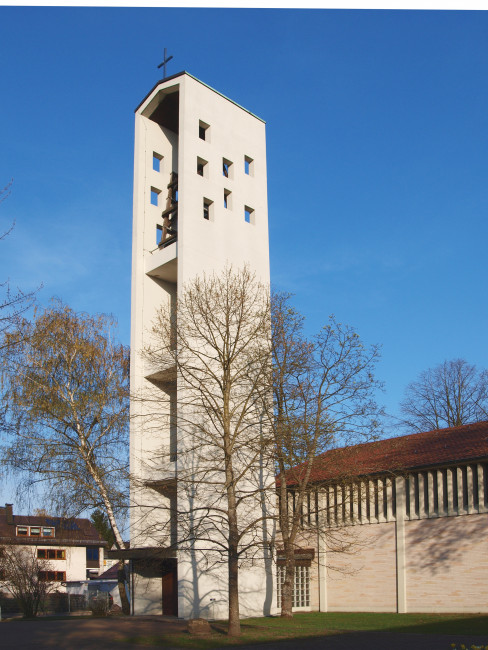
[0, 301, 130, 613]
[270, 292, 383, 618]
[142, 266, 273, 636]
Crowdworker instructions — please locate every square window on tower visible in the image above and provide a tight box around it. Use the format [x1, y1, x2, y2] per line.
[199, 120, 210, 141]
[150, 187, 160, 206]
[222, 158, 233, 179]
[197, 157, 208, 178]
[203, 198, 213, 221]
[153, 153, 163, 172]
[244, 206, 254, 224]
[224, 189, 232, 209]
[244, 155, 254, 176]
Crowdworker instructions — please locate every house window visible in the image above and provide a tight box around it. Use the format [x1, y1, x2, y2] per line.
[276, 565, 310, 609]
[153, 153, 162, 172]
[37, 549, 65, 560]
[199, 120, 210, 141]
[244, 206, 254, 224]
[222, 158, 233, 179]
[86, 547, 99, 562]
[16, 526, 54, 537]
[244, 155, 254, 176]
[150, 187, 160, 206]
[203, 198, 213, 221]
[197, 157, 208, 178]
[16, 525, 55, 537]
[224, 189, 231, 209]
[39, 571, 66, 582]
[86, 547, 100, 569]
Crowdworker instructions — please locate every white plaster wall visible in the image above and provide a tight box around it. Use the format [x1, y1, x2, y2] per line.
[14, 544, 98, 591]
[130, 87, 179, 546]
[178, 75, 269, 286]
[133, 572, 163, 615]
[177, 549, 275, 620]
[176, 74, 274, 620]
[130, 73, 275, 619]
[65, 546, 92, 582]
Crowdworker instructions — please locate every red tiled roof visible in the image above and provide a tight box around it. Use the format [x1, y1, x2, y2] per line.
[0, 508, 106, 547]
[283, 421, 488, 486]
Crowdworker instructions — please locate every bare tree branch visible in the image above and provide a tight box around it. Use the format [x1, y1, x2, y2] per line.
[269, 292, 384, 617]
[0, 180, 40, 352]
[0, 300, 130, 613]
[400, 358, 488, 432]
[0, 545, 56, 618]
[138, 266, 273, 636]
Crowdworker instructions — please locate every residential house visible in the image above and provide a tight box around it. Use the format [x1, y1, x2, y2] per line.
[0, 504, 106, 588]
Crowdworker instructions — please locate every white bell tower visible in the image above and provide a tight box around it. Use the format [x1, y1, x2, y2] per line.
[129, 71, 274, 618]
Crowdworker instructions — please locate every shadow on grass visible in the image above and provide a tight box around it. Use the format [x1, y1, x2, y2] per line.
[120, 612, 488, 648]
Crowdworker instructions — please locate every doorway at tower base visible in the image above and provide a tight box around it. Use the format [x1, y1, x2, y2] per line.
[131, 557, 178, 616]
[129, 551, 278, 619]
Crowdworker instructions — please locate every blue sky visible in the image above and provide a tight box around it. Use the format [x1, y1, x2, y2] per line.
[1, 7, 487, 432]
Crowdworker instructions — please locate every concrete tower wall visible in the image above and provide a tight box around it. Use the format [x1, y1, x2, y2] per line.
[129, 72, 275, 619]
[177, 75, 269, 285]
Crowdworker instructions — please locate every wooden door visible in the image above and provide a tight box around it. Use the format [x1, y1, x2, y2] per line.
[162, 563, 178, 616]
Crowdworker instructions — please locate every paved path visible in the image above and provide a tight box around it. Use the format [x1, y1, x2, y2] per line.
[0, 617, 487, 650]
[0, 616, 185, 649]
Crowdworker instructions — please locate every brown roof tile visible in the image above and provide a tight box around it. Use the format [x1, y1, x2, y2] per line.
[284, 421, 488, 486]
[0, 508, 106, 547]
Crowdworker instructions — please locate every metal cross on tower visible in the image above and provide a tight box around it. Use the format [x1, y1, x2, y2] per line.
[157, 48, 173, 79]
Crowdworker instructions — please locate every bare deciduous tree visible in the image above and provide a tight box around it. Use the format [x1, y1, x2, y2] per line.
[0, 180, 39, 353]
[400, 358, 488, 432]
[0, 301, 130, 613]
[0, 545, 55, 618]
[141, 266, 273, 636]
[270, 292, 384, 618]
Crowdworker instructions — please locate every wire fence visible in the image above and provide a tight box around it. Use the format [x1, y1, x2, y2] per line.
[0, 590, 114, 618]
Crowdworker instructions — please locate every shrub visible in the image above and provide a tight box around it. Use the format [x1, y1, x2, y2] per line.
[89, 593, 110, 617]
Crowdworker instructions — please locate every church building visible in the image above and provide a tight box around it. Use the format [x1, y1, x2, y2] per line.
[127, 70, 275, 619]
[286, 420, 488, 614]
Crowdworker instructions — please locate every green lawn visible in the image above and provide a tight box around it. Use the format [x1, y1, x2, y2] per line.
[121, 611, 488, 648]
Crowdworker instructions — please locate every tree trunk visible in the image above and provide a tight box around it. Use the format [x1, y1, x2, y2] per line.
[226, 485, 241, 636]
[224, 428, 241, 635]
[117, 559, 131, 615]
[228, 543, 240, 636]
[83, 451, 131, 615]
[281, 546, 295, 619]
[277, 465, 294, 618]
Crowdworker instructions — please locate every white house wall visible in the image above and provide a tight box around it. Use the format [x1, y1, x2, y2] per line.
[0, 544, 101, 594]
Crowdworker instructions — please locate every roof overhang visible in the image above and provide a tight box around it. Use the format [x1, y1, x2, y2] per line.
[107, 546, 177, 561]
[134, 71, 265, 123]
